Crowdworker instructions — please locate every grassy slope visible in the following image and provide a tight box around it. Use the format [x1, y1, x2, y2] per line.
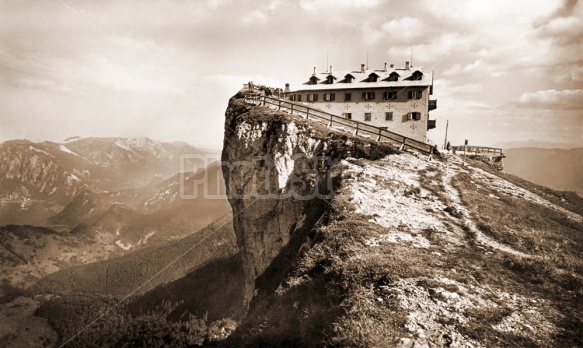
[225, 153, 583, 347]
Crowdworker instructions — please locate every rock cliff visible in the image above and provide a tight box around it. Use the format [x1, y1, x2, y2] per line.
[221, 95, 394, 304]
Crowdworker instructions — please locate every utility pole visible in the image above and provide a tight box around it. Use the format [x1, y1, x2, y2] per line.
[443, 119, 449, 149]
[463, 139, 468, 166]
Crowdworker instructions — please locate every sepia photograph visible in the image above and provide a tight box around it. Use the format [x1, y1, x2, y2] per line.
[0, 0, 582, 347]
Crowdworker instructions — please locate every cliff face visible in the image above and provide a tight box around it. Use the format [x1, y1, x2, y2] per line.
[221, 96, 394, 304]
[221, 93, 583, 347]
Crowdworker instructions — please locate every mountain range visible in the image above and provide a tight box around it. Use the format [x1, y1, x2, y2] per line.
[504, 147, 583, 194]
[0, 137, 230, 292]
[0, 136, 218, 226]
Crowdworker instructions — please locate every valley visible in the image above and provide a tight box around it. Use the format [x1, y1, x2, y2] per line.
[0, 137, 238, 347]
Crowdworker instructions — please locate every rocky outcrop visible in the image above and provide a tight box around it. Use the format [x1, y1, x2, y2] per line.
[221, 95, 394, 305]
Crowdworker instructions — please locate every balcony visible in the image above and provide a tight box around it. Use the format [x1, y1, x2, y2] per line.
[428, 99, 437, 111]
[427, 119, 436, 130]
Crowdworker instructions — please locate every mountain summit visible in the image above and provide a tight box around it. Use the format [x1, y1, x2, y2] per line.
[220, 92, 583, 347]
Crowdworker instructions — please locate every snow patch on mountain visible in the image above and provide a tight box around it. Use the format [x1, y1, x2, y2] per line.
[28, 146, 52, 156]
[115, 240, 133, 250]
[59, 144, 77, 156]
[67, 173, 80, 182]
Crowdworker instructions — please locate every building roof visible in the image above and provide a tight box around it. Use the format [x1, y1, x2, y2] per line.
[291, 65, 434, 92]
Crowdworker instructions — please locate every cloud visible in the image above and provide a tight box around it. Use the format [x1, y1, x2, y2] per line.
[379, 17, 424, 43]
[434, 79, 482, 95]
[10, 78, 82, 94]
[537, 12, 583, 46]
[518, 89, 583, 109]
[299, 0, 380, 12]
[242, 10, 268, 24]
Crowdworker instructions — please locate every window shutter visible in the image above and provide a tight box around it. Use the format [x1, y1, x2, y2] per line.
[408, 91, 412, 99]
[331, 94, 335, 101]
[362, 92, 366, 100]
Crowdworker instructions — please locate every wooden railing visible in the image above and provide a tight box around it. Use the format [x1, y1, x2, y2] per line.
[243, 91, 435, 155]
[451, 145, 503, 155]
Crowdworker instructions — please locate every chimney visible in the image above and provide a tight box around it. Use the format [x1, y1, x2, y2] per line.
[390, 64, 394, 68]
[405, 61, 410, 70]
[313, 67, 316, 75]
[361, 63, 366, 73]
[285, 83, 290, 93]
[384, 62, 387, 71]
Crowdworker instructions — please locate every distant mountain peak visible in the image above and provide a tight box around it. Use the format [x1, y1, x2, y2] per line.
[63, 136, 82, 143]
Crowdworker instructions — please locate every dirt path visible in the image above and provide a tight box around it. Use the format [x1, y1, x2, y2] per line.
[440, 155, 531, 258]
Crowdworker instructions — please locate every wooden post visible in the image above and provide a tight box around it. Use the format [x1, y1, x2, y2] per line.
[278, 100, 281, 110]
[399, 138, 406, 151]
[376, 128, 382, 141]
[306, 109, 310, 120]
[290, 104, 294, 115]
[354, 122, 359, 136]
[443, 119, 449, 149]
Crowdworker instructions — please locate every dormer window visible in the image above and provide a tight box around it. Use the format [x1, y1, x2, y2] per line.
[326, 75, 336, 84]
[309, 76, 319, 85]
[388, 72, 399, 81]
[344, 74, 354, 83]
[412, 70, 423, 81]
[368, 72, 379, 82]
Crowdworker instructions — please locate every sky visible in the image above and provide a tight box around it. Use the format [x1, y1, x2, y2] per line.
[1, 0, 582, 150]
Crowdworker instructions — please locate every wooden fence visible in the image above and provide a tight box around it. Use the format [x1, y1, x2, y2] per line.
[243, 91, 435, 155]
[450, 145, 503, 155]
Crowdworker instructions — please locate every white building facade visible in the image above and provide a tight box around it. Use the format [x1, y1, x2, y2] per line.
[287, 62, 437, 142]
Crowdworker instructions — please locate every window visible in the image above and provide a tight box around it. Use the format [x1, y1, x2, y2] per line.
[323, 93, 335, 101]
[362, 92, 375, 100]
[385, 112, 393, 121]
[364, 113, 372, 121]
[388, 72, 399, 81]
[289, 94, 302, 102]
[307, 94, 319, 102]
[408, 112, 421, 120]
[310, 76, 318, 85]
[408, 90, 422, 99]
[345, 93, 352, 101]
[383, 91, 398, 100]
[343, 113, 352, 120]
[345, 74, 354, 83]
[369, 73, 378, 82]
[412, 71, 423, 80]
[326, 76, 334, 84]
